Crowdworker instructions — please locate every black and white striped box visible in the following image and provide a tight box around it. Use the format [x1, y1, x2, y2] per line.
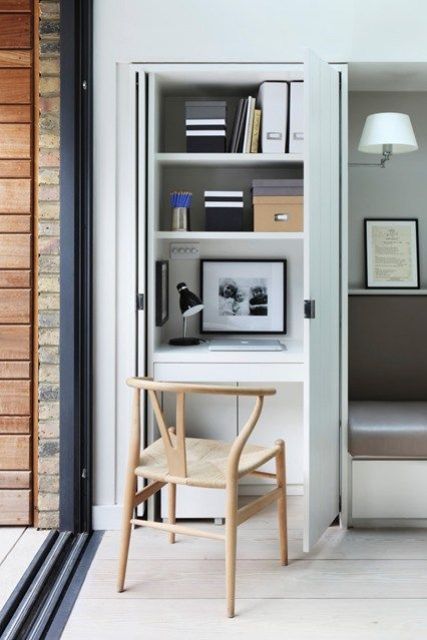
[185, 101, 227, 153]
[204, 190, 244, 231]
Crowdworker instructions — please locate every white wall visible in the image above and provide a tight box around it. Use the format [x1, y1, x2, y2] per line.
[94, 0, 427, 65]
[348, 92, 427, 287]
[93, 0, 427, 528]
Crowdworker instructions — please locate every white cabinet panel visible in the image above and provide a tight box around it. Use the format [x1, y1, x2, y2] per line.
[160, 383, 237, 519]
[238, 382, 303, 486]
[160, 383, 237, 441]
[162, 485, 226, 520]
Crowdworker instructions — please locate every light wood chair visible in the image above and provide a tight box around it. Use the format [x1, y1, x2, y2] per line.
[117, 377, 288, 617]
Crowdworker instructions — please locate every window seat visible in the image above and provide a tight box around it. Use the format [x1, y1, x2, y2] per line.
[349, 401, 427, 458]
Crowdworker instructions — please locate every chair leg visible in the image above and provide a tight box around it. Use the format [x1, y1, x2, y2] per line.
[117, 472, 137, 593]
[225, 483, 238, 618]
[275, 439, 288, 566]
[168, 482, 176, 544]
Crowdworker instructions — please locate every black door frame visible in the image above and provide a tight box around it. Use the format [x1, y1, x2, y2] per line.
[0, 1, 95, 636]
[59, 0, 93, 533]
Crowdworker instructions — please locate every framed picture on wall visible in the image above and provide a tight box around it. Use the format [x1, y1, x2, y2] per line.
[365, 218, 420, 289]
[200, 259, 286, 334]
[155, 260, 169, 326]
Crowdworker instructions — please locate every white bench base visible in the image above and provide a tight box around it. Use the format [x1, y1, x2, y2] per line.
[352, 459, 427, 520]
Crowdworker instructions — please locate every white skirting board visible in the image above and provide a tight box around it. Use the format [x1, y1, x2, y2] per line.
[92, 505, 124, 531]
[93, 484, 303, 530]
[352, 460, 427, 520]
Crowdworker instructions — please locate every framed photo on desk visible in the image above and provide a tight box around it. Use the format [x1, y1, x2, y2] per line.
[200, 259, 287, 334]
[365, 218, 420, 289]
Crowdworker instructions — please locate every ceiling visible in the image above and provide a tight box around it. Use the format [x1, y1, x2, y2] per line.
[349, 63, 427, 91]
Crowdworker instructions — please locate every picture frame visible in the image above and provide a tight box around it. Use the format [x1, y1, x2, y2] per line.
[365, 218, 420, 289]
[200, 259, 286, 334]
[155, 260, 169, 326]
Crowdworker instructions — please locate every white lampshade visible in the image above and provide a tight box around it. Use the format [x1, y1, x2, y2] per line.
[358, 112, 418, 154]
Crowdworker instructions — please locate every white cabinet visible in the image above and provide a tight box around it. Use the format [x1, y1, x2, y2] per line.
[127, 55, 346, 550]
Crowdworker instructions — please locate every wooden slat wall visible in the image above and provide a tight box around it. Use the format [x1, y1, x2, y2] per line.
[0, 1, 33, 525]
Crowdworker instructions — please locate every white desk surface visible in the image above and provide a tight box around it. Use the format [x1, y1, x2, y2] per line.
[153, 339, 304, 364]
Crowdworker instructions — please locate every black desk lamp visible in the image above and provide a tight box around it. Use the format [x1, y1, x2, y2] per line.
[169, 282, 204, 346]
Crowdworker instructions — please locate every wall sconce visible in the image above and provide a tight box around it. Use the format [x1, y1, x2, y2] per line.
[350, 112, 418, 168]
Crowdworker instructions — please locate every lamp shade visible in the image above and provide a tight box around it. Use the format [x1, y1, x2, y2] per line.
[358, 112, 418, 154]
[176, 282, 204, 317]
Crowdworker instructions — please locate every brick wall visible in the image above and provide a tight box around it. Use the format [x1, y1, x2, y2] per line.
[37, 0, 60, 529]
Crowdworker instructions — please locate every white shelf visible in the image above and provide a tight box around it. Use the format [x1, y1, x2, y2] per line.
[153, 339, 304, 365]
[156, 152, 303, 166]
[349, 288, 427, 296]
[156, 231, 304, 240]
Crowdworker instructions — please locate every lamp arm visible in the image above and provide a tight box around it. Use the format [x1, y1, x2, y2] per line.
[380, 149, 392, 168]
[349, 152, 391, 168]
[349, 145, 392, 169]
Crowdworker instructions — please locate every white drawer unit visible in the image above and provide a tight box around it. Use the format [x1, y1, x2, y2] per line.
[154, 361, 304, 384]
[160, 383, 237, 520]
[157, 379, 304, 519]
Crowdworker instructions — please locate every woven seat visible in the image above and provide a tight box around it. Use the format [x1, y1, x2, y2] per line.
[136, 436, 280, 488]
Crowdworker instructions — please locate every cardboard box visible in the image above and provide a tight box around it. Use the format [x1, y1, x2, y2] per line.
[253, 195, 303, 232]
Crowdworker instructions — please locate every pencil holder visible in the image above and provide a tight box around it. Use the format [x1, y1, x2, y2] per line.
[170, 191, 192, 231]
[172, 206, 190, 231]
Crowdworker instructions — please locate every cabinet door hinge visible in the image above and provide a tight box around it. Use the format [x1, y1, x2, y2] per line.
[304, 299, 315, 319]
[137, 293, 145, 310]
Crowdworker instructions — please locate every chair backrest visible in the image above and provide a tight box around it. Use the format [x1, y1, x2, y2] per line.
[126, 378, 276, 480]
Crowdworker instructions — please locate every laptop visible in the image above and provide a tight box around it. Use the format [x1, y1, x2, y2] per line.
[208, 339, 286, 352]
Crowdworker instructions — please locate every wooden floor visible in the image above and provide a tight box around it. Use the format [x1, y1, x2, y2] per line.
[62, 497, 427, 639]
[0, 527, 48, 610]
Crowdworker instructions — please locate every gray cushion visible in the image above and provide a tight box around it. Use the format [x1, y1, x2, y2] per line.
[349, 401, 427, 458]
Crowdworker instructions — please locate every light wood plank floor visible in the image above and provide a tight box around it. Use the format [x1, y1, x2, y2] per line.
[0, 527, 48, 610]
[62, 497, 427, 639]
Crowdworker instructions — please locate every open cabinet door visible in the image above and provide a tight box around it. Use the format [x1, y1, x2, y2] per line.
[113, 66, 147, 521]
[303, 50, 341, 551]
[135, 68, 147, 514]
[135, 69, 147, 381]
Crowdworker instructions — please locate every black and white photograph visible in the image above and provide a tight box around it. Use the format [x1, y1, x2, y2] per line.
[218, 277, 268, 316]
[201, 259, 286, 333]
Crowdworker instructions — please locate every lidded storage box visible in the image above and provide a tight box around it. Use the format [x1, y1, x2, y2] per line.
[252, 179, 303, 232]
[185, 100, 227, 153]
[204, 190, 244, 231]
